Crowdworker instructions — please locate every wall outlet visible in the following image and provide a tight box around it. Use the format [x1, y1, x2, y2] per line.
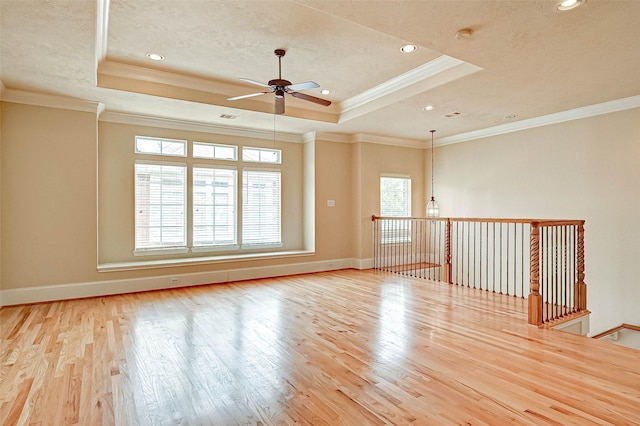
[170, 277, 179, 284]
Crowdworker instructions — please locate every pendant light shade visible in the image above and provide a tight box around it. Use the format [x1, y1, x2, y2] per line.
[426, 196, 440, 218]
[427, 129, 440, 217]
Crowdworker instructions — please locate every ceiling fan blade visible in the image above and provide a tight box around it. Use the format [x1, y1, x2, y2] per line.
[275, 96, 285, 114]
[286, 81, 319, 91]
[227, 92, 268, 101]
[290, 91, 332, 107]
[238, 78, 272, 88]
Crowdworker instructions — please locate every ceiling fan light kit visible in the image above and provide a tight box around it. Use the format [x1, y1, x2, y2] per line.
[227, 49, 332, 115]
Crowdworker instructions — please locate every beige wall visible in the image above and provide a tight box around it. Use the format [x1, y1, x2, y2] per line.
[1, 103, 99, 288]
[0, 103, 3, 294]
[1, 103, 427, 299]
[353, 142, 426, 259]
[432, 107, 640, 335]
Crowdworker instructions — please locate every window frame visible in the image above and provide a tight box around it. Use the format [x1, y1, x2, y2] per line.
[380, 175, 412, 244]
[191, 164, 239, 251]
[134, 136, 187, 157]
[193, 141, 238, 161]
[242, 146, 282, 164]
[133, 159, 189, 255]
[241, 167, 283, 249]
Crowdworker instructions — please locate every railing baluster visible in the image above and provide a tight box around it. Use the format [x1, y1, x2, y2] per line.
[371, 216, 585, 326]
[529, 222, 542, 325]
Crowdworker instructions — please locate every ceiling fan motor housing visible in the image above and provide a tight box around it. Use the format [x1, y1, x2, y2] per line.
[268, 79, 292, 87]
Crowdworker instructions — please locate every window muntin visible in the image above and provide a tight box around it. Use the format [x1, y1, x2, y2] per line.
[380, 176, 412, 243]
[193, 166, 237, 247]
[242, 147, 281, 164]
[135, 136, 186, 157]
[242, 169, 281, 246]
[134, 161, 187, 251]
[193, 142, 237, 161]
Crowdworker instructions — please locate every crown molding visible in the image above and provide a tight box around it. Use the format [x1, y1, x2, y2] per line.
[95, 0, 110, 66]
[340, 55, 465, 113]
[98, 59, 241, 96]
[315, 132, 425, 148]
[1, 88, 103, 113]
[302, 131, 316, 144]
[438, 95, 640, 146]
[315, 132, 353, 144]
[99, 110, 305, 143]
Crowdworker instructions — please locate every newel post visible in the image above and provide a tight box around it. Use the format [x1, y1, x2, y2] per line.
[528, 222, 543, 326]
[575, 221, 587, 311]
[445, 219, 452, 284]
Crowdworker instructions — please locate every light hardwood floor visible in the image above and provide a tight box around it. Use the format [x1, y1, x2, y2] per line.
[1, 269, 639, 425]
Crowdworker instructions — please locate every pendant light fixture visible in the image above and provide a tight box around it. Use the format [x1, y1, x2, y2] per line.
[426, 129, 440, 217]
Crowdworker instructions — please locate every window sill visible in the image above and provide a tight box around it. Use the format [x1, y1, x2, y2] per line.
[97, 250, 315, 272]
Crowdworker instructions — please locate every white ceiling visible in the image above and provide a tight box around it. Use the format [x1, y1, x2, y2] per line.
[2, 0, 640, 145]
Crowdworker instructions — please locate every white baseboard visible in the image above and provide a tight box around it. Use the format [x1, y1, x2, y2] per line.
[0, 258, 371, 307]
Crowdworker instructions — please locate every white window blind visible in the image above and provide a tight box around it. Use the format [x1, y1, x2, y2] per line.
[193, 167, 237, 246]
[380, 176, 411, 243]
[242, 169, 281, 246]
[135, 162, 187, 250]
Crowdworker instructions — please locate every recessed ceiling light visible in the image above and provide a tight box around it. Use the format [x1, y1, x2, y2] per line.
[146, 53, 164, 61]
[556, 0, 586, 11]
[423, 105, 434, 111]
[400, 44, 418, 53]
[320, 89, 330, 95]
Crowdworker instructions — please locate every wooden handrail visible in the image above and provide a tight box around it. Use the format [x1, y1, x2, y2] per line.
[372, 215, 583, 226]
[591, 323, 640, 339]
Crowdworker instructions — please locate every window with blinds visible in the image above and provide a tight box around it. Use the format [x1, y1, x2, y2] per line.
[133, 138, 285, 255]
[380, 176, 412, 243]
[134, 161, 187, 251]
[242, 169, 281, 246]
[193, 166, 237, 247]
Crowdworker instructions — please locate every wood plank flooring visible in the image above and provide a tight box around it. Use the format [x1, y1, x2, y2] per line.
[1, 269, 639, 425]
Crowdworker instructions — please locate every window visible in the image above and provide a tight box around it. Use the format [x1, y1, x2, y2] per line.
[135, 136, 186, 157]
[193, 166, 237, 247]
[133, 139, 282, 254]
[135, 161, 187, 251]
[242, 169, 281, 246]
[242, 147, 281, 164]
[380, 176, 412, 243]
[193, 142, 237, 161]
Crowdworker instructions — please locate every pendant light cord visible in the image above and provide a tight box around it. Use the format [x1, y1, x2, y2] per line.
[430, 129, 436, 200]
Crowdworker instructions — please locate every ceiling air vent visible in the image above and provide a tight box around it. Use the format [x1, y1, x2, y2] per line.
[444, 111, 463, 118]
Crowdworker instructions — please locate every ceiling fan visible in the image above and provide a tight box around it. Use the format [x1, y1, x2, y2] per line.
[227, 49, 331, 114]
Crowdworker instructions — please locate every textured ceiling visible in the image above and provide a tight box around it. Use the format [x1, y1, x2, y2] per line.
[1, 0, 639, 144]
